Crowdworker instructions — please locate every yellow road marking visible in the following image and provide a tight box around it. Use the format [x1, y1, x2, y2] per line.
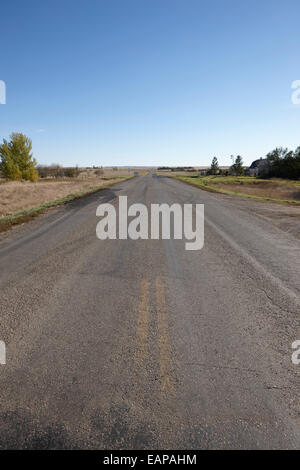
[156, 277, 176, 396]
[134, 279, 149, 367]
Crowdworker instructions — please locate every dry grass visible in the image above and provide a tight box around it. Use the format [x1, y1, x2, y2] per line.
[0, 167, 149, 218]
[0, 176, 126, 217]
[171, 174, 300, 205]
[209, 179, 300, 201]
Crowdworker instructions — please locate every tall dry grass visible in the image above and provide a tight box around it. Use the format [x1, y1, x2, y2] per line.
[0, 177, 120, 217]
[0, 167, 149, 217]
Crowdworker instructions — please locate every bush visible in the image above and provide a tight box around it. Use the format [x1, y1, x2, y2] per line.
[36, 165, 50, 178]
[37, 165, 79, 178]
[64, 167, 79, 178]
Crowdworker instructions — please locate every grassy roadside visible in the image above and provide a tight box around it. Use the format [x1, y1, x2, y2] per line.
[171, 175, 300, 206]
[0, 175, 134, 234]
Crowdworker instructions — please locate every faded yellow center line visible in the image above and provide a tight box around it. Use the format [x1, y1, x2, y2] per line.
[134, 279, 149, 368]
[156, 276, 176, 397]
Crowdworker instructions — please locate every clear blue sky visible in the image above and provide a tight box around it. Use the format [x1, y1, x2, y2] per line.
[0, 0, 299, 167]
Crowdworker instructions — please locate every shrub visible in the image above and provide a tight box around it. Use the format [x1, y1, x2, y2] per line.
[64, 167, 79, 178]
[37, 165, 79, 178]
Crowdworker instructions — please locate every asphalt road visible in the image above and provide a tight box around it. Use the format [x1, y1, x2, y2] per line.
[0, 173, 300, 449]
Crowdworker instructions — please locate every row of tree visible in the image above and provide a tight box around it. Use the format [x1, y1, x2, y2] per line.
[36, 165, 80, 178]
[266, 147, 300, 179]
[210, 155, 244, 176]
[210, 148, 300, 179]
[157, 166, 196, 172]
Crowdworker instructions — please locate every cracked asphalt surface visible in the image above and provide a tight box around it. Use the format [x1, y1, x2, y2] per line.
[0, 173, 300, 449]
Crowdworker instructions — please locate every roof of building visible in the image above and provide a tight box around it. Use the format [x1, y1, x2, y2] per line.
[249, 158, 268, 169]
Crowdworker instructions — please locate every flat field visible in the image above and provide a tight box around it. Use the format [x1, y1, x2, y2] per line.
[0, 168, 148, 217]
[168, 174, 300, 204]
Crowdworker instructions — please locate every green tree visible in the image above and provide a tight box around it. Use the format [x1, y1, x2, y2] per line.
[294, 147, 300, 159]
[231, 155, 244, 175]
[210, 156, 219, 175]
[266, 147, 291, 164]
[0, 142, 22, 180]
[266, 147, 300, 179]
[0, 133, 38, 181]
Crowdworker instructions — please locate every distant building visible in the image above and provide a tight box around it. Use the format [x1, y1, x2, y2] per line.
[246, 158, 270, 177]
